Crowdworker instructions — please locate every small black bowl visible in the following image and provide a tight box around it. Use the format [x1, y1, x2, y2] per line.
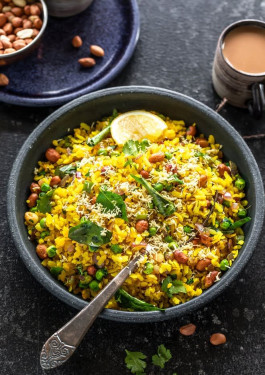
[7, 86, 265, 323]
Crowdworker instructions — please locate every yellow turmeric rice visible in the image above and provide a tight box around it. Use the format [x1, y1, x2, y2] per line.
[24, 111, 250, 311]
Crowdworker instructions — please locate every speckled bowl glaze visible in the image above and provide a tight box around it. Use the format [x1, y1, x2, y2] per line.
[44, 0, 94, 18]
[0, 0, 48, 66]
[7, 86, 265, 323]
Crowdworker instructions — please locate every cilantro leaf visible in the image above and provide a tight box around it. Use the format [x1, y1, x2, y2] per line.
[36, 190, 53, 214]
[125, 350, 147, 374]
[55, 162, 78, 178]
[69, 220, 112, 247]
[87, 109, 118, 147]
[123, 139, 150, 156]
[96, 190, 128, 222]
[152, 344, 172, 369]
[131, 174, 175, 217]
[161, 276, 186, 298]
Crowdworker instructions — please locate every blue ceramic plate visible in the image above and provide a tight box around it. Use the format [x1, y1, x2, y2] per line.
[0, 0, 139, 107]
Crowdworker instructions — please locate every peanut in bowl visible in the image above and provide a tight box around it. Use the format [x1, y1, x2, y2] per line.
[7, 86, 265, 323]
[0, 0, 47, 66]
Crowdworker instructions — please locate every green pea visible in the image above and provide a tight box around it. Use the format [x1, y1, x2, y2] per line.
[168, 241, 178, 250]
[41, 183, 51, 192]
[97, 149, 108, 156]
[220, 259, 229, 271]
[153, 183, 164, 192]
[238, 208, 247, 218]
[47, 246, 57, 257]
[149, 227, 157, 236]
[223, 200, 231, 207]
[183, 225, 192, 233]
[50, 266, 63, 277]
[110, 244, 123, 254]
[40, 231, 50, 238]
[95, 268, 108, 281]
[235, 178, 245, 190]
[89, 280, 100, 291]
[164, 235, 173, 243]
[39, 218, 47, 228]
[136, 212, 148, 220]
[220, 218, 232, 230]
[143, 262, 154, 274]
[165, 152, 173, 160]
[79, 274, 92, 289]
[30, 207, 38, 212]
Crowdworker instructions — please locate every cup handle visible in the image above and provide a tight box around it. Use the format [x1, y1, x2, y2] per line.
[248, 83, 265, 119]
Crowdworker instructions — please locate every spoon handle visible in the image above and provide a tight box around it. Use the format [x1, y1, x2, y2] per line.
[40, 255, 140, 370]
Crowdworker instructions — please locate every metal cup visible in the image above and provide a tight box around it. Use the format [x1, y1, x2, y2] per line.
[212, 19, 265, 118]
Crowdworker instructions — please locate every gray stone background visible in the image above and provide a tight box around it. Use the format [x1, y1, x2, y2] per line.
[1, 0, 265, 374]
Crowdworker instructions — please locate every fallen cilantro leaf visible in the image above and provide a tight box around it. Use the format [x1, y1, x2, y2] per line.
[152, 344, 172, 369]
[123, 139, 150, 156]
[125, 350, 147, 374]
[36, 190, 53, 214]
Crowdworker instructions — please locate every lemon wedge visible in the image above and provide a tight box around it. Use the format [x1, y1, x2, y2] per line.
[111, 110, 167, 145]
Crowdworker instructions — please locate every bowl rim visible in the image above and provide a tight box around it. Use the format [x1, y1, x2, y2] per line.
[0, 0, 48, 61]
[7, 86, 265, 323]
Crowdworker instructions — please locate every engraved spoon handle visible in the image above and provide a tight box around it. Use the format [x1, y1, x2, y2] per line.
[40, 255, 140, 370]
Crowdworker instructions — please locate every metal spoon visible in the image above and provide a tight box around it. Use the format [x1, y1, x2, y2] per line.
[40, 254, 141, 370]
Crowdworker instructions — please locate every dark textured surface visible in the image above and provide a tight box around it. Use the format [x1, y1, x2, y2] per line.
[0, 0, 139, 106]
[0, 0, 265, 374]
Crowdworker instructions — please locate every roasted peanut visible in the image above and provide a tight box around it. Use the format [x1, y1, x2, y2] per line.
[0, 28, 6, 35]
[148, 152, 165, 163]
[13, 39, 25, 49]
[87, 265, 97, 276]
[11, 16, 22, 27]
[198, 175, 207, 187]
[173, 250, 188, 264]
[36, 244, 48, 260]
[196, 258, 211, 271]
[205, 270, 219, 287]
[50, 176, 61, 187]
[7, 34, 15, 41]
[4, 46, 15, 53]
[72, 35, 82, 48]
[3, 22, 13, 34]
[210, 333, 226, 346]
[12, 7, 23, 16]
[179, 323, 196, 336]
[199, 233, 212, 246]
[218, 163, 231, 177]
[1, 37, 11, 48]
[22, 19, 32, 28]
[165, 163, 178, 173]
[135, 220, 149, 233]
[45, 148, 60, 163]
[196, 138, 209, 148]
[78, 57, 96, 68]
[30, 182, 41, 194]
[186, 125, 196, 136]
[0, 13, 7, 27]
[90, 44, 105, 57]
[33, 17, 42, 29]
[140, 169, 149, 178]
[30, 4, 40, 15]
[27, 193, 38, 207]
[24, 5, 30, 15]
[0, 73, 9, 86]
